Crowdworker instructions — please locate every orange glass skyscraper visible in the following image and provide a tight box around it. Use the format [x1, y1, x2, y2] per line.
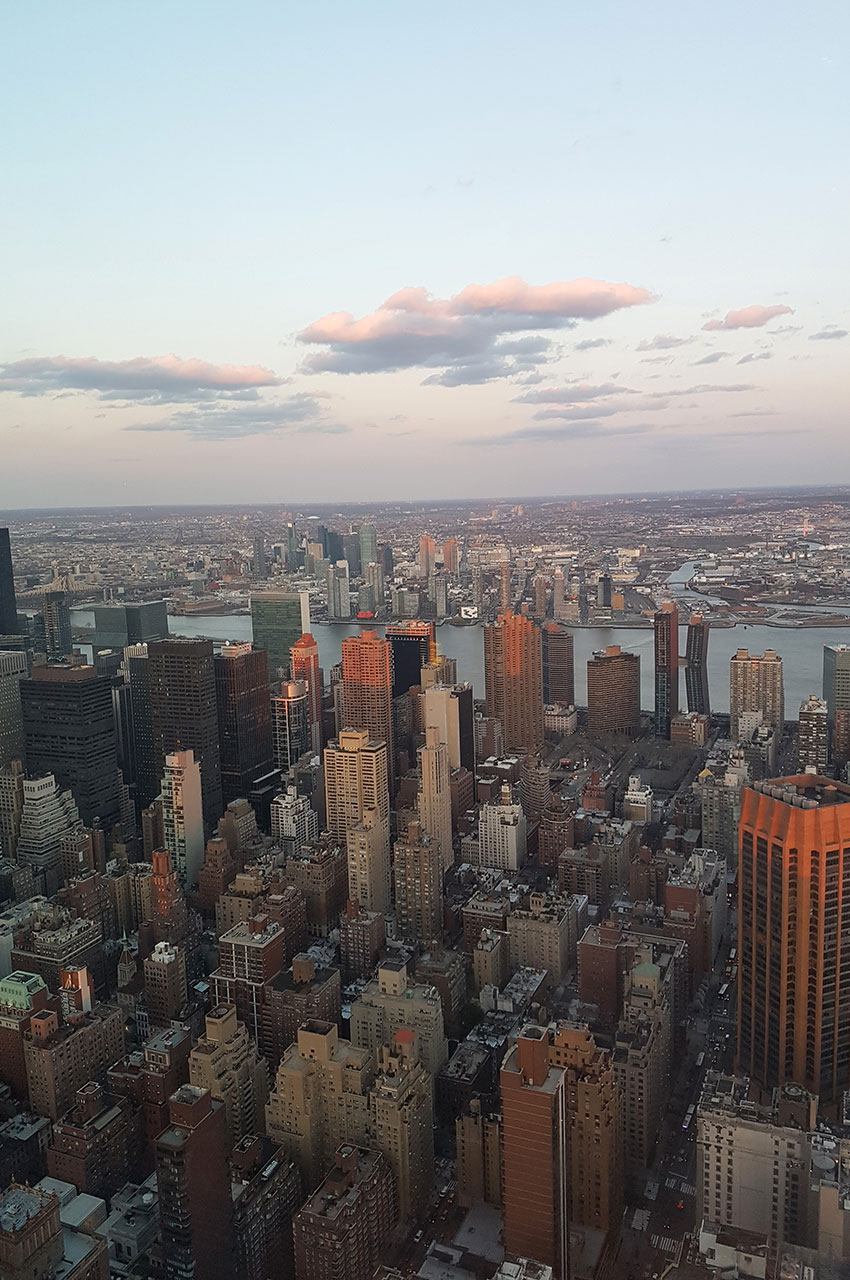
[483, 611, 543, 753]
[291, 633, 322, 754]
[341, 630, 394, 786]
[737, 775, 850, 1103]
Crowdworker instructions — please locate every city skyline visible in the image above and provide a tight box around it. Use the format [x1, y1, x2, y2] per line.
[2, 3, 848, 506]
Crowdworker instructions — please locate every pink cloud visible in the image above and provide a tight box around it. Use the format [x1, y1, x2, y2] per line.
[0, 353, 283, 402]
[703, 304, 793, 331]
[299, 275, 654, 380]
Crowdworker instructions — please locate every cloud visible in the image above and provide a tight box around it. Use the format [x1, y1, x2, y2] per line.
[124, 394, 338, 440]
[809, 327, 848, 341]
[0, 353, 283, 403]
[737, 351, 773, 364]
[298, 275, 653, 381]
[466, 420, 656, 446]
[514, 381, 627, 405]
[636, 334, 693, 351]
[692, 352, 729, 365]
[703, 304, 793, 331]
[574, 337, 613, 351]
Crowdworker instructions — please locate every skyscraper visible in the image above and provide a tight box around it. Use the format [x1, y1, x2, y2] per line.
[148, 638, 222, 826]
[324, 729, 390, 844]
[271, 680, 312, 774]
[214, 643, 274, 804]
[154, 1086, 234, 1280]
[341, 630, 394, 783]
[653, 601, 679, 738]
[386, 621, 434, 697]
[346, 806, 391, 914]
[737, 775, 850, 1102]
[685, 612, 711, 716]
[21, 664, 121, 828]
[586, 645, 640, 737]
[823, 643, 850, 764]
[798, 695, 828, 773]
[483, 611, 543, 752]
[253, 534, 267, 579]
[422, 683, 475, 774]
[730, 648, 784, 741]
[541, 622, 574, 706]
[250, 591, 311, 683]
[327, 561, 352, 619]
[393, 820, 443, 942]
[359, 520, 378, 570]
[442, 538, 459, 574]
[291, 633, 322, 755]
[501, 1026, 569, 1278]
[499, 560, 511, 611]
[0, 528, 18, 636]
[41, 592, 73, 660]
[293, 1145, 396, 1280]
[160, 750, 205, 889]
[417, 724, 453, 871]
[0, 650, 26, 769]
[418, 534, 436, 579]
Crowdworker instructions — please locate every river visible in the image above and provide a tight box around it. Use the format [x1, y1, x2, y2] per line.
[71, 610, 847, 716]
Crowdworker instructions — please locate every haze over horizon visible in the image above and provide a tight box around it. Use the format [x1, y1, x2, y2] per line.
[2, 1, 847, 507]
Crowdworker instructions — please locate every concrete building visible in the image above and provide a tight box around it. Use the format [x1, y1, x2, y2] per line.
[393, 821, 443, 943]
[188, 1004, 269, 1146]
[143, 941, 187, 1029]
[422, 683, 475, 775]
[160, 749, 205, 889]
[370, 1035, 434, 1223]
[823, 643, 850, 764]
[508, 892, 577, 982]
[272, 680, 312, 774]
[230, 1135, 302, 1280]
[23, 997, 124, 1121]
[270, 785, 319, 852]
[483, 611, 543, 753]
[340, 631, 395, 787]
[478, 784, 527, 871]
[261, 952, 342, 1069]
[347, 807, 391, 915]
[730, 648, 785, 740]
[212, 916, 287, 1044]
[0, 651, 26, 771]
[418, 724, 453, 871]
[456, 1098, 502, 1207]
[349, 959, 447, 1077]
[586, 645, 640, 737]
[293, 1145, 395, 1280]
[797, 695, 829, 773]
[324, 729, 390, 844]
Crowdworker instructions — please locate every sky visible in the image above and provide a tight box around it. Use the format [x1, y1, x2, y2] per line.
[1, 1, 847, 508]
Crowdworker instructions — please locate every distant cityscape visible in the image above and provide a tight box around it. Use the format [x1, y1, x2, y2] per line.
[1, 488, 850, 1280]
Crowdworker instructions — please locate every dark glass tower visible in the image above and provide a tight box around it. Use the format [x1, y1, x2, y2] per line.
[21, 664, 121, 828]
[541, 622, 575, 705]
[653, 602, 679, 738]
[214, 642, 274, 803]
[386, 621, 434, 697]
[0, 528, 18, 635]
[148, 638, 222, 826]
[685, 612, 711, 716]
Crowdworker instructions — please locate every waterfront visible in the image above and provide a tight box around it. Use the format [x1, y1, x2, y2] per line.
[72, 610, 847, 716]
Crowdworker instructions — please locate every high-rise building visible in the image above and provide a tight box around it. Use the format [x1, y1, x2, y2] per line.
[798, 695, 829, 773]
[125, 644, 159, 810]
[393, 820, 443, 943]
[272, 680, 312, 774]
[499, 560, 511, 611]
[456, 1099, 502, 1208]
[189, 1003, 269, 1145]
[347, 806, 391, 914]
[291, 633, 322, 754]
[293, 1144, 396, 1280]
[359, 521, 378, 570]
[23, 993, 124, 1121]
[729, 648, 785, 741]
[253, 534, 267, 579]
[342, 532, 362, 578]
[552, 567, 566, 620]
[501, 1026, 569, 1278]
[41, 592, 73, 660]
[823, 644, 850, 764]
[148, 638, 222, 826]
[417, 724, 453, 870]
[213, 917, 287, 1043]
[341, 630, 394, 783]
[270, 785, 319, 852]
[419, 534, 436, 579]
[507, 891, 577, 982]
[0, 650, 26, 770]
[250, 591, 311, 682]
[737, 775, 850, 1102]
[21, 664, 121, 829]
[442, 538, 459, 574]
[327, 561, 352, 619]
[160, 750, 205, 889]
[261, 953, 342, 1070]
[586, 645, 641, 737]
[324, 729, 390, 843]
[541, 623, 574, 706]
[533, 573, 548, 619]
[386, 621, 434, 697]
[154, 1085, 234, 1280]
[0, 529, 18, 636]
[653, 601, 679, 738]
[143, 941, 188, 1028]
[370, 1036, 434, 1222]
[685, 612, 711, 716]
[214, 643, 274, 804]
[230, 1135, 302, 1280]
[349, 959, 447, 1077]
[93, 601, 169, 649]
[483, 611, 543, 752]
[422, 683, 475, 775]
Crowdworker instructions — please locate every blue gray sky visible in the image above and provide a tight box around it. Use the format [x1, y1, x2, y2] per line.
[1, 1, 847, 506]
